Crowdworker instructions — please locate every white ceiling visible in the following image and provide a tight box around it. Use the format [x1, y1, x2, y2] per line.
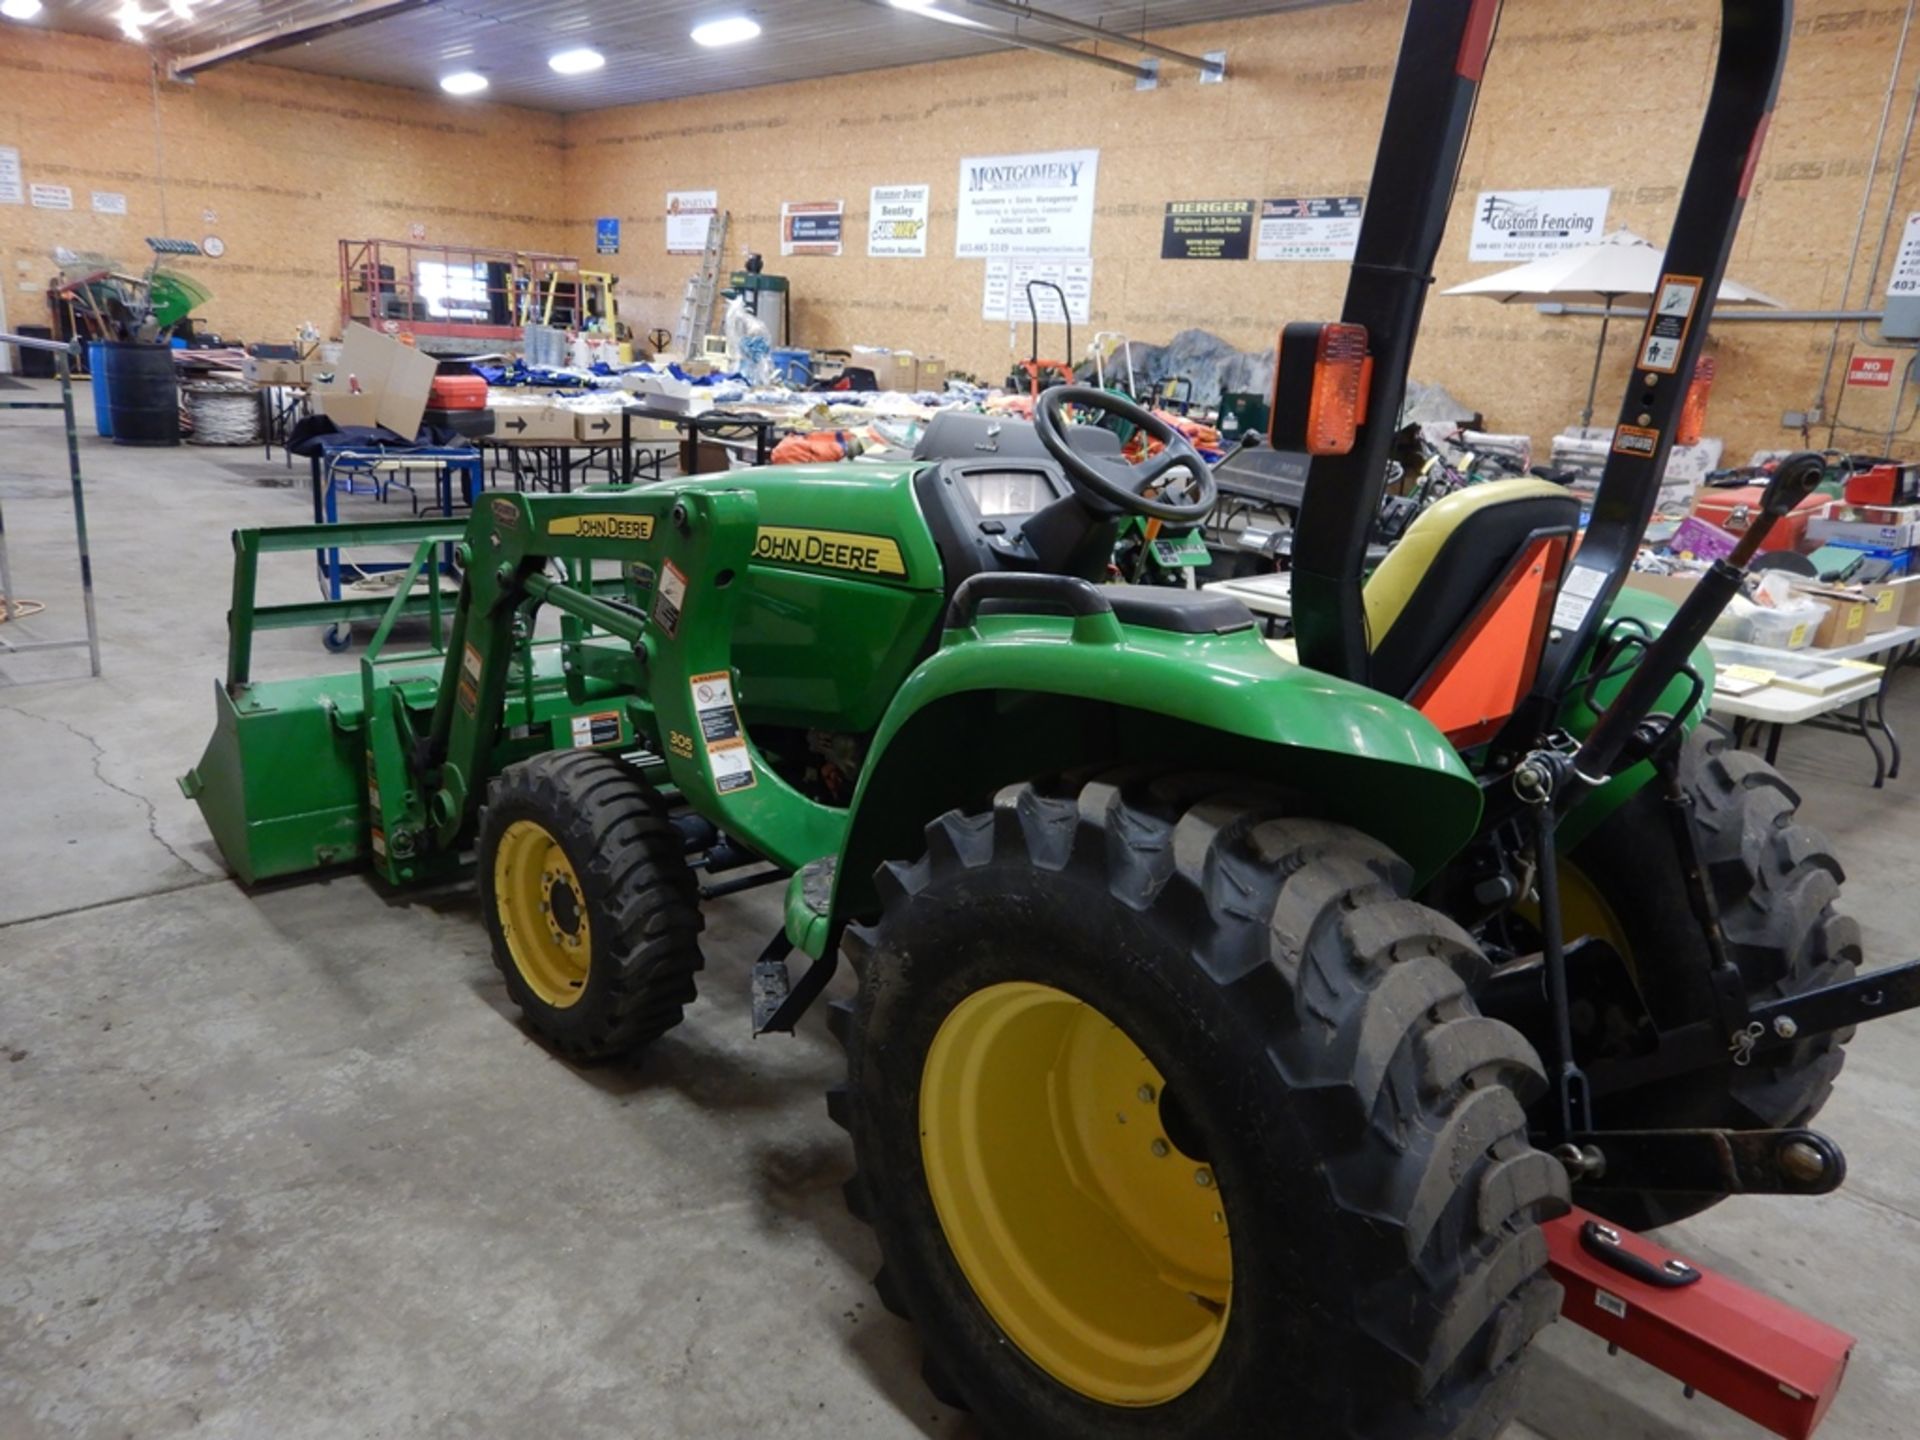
[15, 0, 1336, 111]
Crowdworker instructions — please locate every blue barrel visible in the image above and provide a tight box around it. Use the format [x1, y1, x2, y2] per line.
[770, 347, 812, 387]
[88, 342, 113, 437]
[101, 341, 180, 446]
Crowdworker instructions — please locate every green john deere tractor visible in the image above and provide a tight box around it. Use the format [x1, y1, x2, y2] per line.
[184, 2, 1908, 1435]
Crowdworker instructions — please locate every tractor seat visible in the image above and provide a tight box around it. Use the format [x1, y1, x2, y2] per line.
[976, 584, 1255, 635]
[1362, 479, 1581, 741]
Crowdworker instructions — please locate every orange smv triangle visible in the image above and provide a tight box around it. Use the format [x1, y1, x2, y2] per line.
[1410, 535, 1567, 747]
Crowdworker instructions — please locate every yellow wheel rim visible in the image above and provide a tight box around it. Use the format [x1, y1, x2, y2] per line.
[919, 982, 1231, 1407]
[1520, 860, 1635, 966]
[492, 819, 592, 1009]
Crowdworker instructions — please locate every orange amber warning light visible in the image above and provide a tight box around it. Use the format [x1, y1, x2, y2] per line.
[1271, 321, 1373, 456]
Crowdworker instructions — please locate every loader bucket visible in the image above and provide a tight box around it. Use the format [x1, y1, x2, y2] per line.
[180, 516, 468, 885]
[180, 673, 369, 886]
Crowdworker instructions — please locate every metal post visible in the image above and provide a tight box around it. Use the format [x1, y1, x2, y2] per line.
[1579, 299, 1614, 430]
[57, 351, 103, 677]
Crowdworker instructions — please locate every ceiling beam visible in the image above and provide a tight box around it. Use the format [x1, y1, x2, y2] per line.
[959, 0, 1225, 77]
[166, 0, 437, 79]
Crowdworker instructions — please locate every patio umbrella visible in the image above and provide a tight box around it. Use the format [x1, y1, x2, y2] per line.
[1442, 228, 1784, 427]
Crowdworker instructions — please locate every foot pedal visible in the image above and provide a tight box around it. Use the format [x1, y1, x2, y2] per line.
[751, 932, 794, 1034]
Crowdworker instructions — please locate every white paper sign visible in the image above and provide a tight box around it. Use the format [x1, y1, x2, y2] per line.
[1257, 196, 1364, 262]
[1886, 212, 1920, 298]
[91, 191, 127, 215]
[983, 261, 1092, 324]
[666, 189, 718, 254]
[30, 183, 73, 211]
[1469, 187, 1610, 261]
[868, 184, 930, 258]
[956, 149, 1099, 260]
[0, 147, 22, 206]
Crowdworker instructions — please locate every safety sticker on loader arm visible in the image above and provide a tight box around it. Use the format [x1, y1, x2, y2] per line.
[690, 671, 756, 793]
[1637, 274, 1701, 374]
[653, 559, 689, 638]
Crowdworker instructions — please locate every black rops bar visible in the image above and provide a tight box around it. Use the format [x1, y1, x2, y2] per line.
[1291, 0, 1498, 684]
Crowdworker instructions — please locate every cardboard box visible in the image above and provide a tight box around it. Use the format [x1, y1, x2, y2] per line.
[243, 357, 304, 386]
[1792, 577, 1904, 636]
[852, 346, 918, 393]
[626, 415, 681, 444]
[917, 356, 947, 393]
[310, 322, 437, 437]
[1624, 570, 1700, 608]
[300, 359, 337, 386]
[573, 411, 621, 443]
[488, 394, 578, 443]
[1899, 575, 1920, 626]
[1807, 507, 1920, 550]
[1793, 585, 1871, 648]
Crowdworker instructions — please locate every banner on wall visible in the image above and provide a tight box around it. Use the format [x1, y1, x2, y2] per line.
[596, 217, 620, 255]
[0, 146, 20, 206]
[1469, 187, 1610, 261]
[781, 200, 844, 257]
[1256, 196, 1363, 262]
[983, 261, 1093, 325]
[956, 148, 1099, 260]
[868, 184, 930, 258]
[666, 190, 718, 254]
[1161, 200, 1256, 261]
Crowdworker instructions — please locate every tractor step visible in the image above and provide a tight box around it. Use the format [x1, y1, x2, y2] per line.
[750, 933, 794, 1033]
[1546, 1206, 1854, 1440]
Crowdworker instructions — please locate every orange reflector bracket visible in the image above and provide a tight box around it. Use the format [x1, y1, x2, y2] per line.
[1271, 321, 1372, 457]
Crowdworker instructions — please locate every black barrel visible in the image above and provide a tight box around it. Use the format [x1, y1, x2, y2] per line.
[102, 341, 180, 446]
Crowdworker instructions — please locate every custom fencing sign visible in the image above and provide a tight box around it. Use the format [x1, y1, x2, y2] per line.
[956, 149, 1099, 259]
[1162, 199, 1256, 260]
[1257, 196, 1364, 262]
[868, 184, 930, 258]
[1469, 187, 1610, 261]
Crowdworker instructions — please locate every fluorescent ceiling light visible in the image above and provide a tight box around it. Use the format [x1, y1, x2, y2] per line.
[548, 46, 605, 74]
[439, 70, 488, 95]
[691, 15, 760, 46]
[888, 0, 936, 7]
[887, 2, 989, 29]
[0, 0, 45, 18]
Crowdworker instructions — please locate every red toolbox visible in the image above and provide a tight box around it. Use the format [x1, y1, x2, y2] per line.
[427, 374, 488, 411]
[1844, 462, 1920, 508]
[1692, 485, 1831, 553]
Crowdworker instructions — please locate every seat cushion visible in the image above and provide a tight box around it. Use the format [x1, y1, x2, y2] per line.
[1362, 479, 1580, 698]
[1105, 585, 1256, 635]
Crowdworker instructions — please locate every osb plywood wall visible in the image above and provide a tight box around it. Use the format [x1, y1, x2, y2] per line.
[5, 1, 1918, 461]
[0, 26, 567, 348]
[563, 0, 1920, 462]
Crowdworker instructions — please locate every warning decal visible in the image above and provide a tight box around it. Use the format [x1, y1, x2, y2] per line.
[653, 559, 688, 638]
[1637, 274, 1702, 373]
[1551, 561, 1608, 634]
[1612, 424, 1660, 458]
[569, 711, 623, 749]
[547, 512, 655, 541]
[690, 670, 756, 793]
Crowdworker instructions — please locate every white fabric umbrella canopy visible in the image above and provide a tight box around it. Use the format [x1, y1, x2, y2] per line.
[1442, 228, 1784, 424]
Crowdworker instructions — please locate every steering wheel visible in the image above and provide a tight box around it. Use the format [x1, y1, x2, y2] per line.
[1033, 385, 1217, 524]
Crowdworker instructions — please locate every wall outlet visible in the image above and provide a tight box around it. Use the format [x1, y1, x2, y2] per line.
[1782, 410, 1809, 427]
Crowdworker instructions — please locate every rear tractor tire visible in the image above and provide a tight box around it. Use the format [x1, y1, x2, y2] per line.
[476, 751, 704, 1062]
[828, 771, 1569, 1439]
[1557, 725, 1861, 1230]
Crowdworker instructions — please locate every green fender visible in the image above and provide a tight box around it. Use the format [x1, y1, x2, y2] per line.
[829, 609, 1484, 925]
[1554, 585, 1719, 851]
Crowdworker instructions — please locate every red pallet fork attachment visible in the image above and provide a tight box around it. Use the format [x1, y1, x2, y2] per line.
[1547, 1207, 1855, 1439]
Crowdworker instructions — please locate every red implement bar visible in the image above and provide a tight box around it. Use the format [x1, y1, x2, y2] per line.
[1546, 1207, 1855, 1439]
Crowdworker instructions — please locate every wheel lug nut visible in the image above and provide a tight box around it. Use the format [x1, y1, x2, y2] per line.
[1195, 1168, 1214, 1188]
[1151, 1139, 1170, 1158]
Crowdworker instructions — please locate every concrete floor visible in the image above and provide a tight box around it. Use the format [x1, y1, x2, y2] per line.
[2, 379, 1918, 1439]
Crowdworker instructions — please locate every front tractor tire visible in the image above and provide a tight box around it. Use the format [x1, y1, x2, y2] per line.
[477, 751, 704, 1062]
[829, 772, 1569, 1439]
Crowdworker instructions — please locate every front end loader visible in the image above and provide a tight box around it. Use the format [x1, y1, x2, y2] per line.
[184, 2, 1920, 1436]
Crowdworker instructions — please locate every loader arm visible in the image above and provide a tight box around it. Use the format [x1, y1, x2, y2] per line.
[405, 489, 849, 874]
